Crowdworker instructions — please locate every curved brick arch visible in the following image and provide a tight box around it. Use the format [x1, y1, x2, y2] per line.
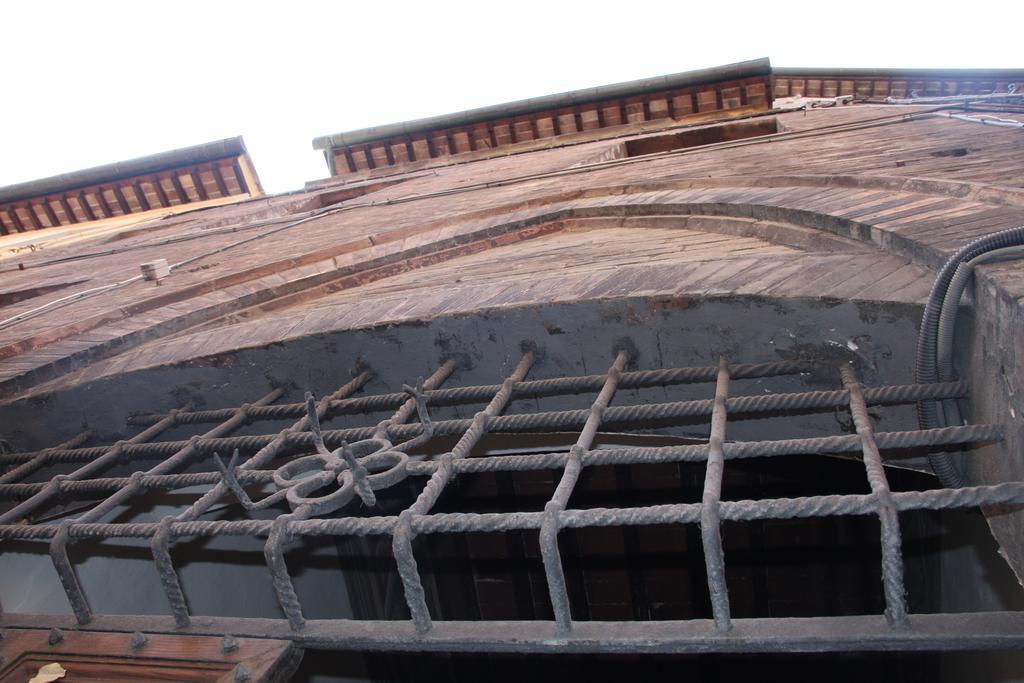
[583, 174, 1024, 207]
[2, 176, 1022, 403]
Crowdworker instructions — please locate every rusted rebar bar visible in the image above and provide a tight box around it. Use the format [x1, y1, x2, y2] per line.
[700, 357, 732, 633]
[394, 351, 535, 633]
[541, 350, 628, 632]
[841, 364, 908, 628]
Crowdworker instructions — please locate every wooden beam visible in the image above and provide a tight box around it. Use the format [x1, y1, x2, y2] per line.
[151, 175, 170, 208]
[24, 202, 44, 229]
[210, 162, 229, 197]
[231, 158, 250, 195]
[111, 184, 131, 215]
[189, 167, 209, 201]
[343, 147, 358, 173]
[0, 629, 301, 683]
[94, 187, 114, 218]
[131, 180, 150, 211]
[0, 211, 10, 235]
[41, 199, 60, 227]
[77, 191, 97, 221]
[170, 172, 190, 204]
[58, 195, 79, 224]
[6, 208, 25, 233]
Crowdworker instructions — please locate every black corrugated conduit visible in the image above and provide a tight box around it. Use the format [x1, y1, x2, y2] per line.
[936, 245, 1024, 430]
[917, 227, 1024, 487]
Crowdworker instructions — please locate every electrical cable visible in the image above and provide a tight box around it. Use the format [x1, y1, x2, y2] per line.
[916, 227, 1024, 487]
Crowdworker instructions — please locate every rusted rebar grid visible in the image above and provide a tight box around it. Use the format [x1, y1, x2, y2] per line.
[2, 481, 1021, 542]
[0, 423, 1002, 501]
[201, 362, 449, 632]
[0, 429, 92, 485]
[123, 360, 812, 427]
[0, 349, 1021, 654]
[259, 361, 454, 632]
[0, 380, 970, 468]
[70, 387, 284, 626]
[0, 408, 186, 526]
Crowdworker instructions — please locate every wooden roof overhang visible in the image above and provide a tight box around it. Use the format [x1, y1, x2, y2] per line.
[0, 137, 263, 235]
[312, 61, 1024, 183]
[773, 66, 1024, 100]
[312, 58, 775, 179]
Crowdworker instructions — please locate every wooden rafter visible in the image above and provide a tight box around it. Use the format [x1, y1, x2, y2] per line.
[131, 181, 150, 212]
[77, 191, 97, 221]
[189, 167, 209, 201]
[0, 148, 259, 232]
[211, 162, 229, 197]
[58, 195, 79, 224]
[41, 200, 60, 227]
[170, 173, 190, 204]
[151, 176, 170, 208]
[6, 208, 24, 233]
[343, 147, 358, 173]
[94, 188, 114, 218]
[111, 184, 131, 215]
[25, 203, 44, 229]
[231, 158, 250, 195]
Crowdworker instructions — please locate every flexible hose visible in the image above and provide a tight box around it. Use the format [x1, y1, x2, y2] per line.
[917, 227, 1024, 486]
[936, 246, 1024, 428]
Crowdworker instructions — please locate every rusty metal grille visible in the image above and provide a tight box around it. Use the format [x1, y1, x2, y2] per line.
[1, 346, 1023, 653]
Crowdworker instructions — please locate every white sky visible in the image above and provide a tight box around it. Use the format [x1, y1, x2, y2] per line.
[2, 1, 1020, 194]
